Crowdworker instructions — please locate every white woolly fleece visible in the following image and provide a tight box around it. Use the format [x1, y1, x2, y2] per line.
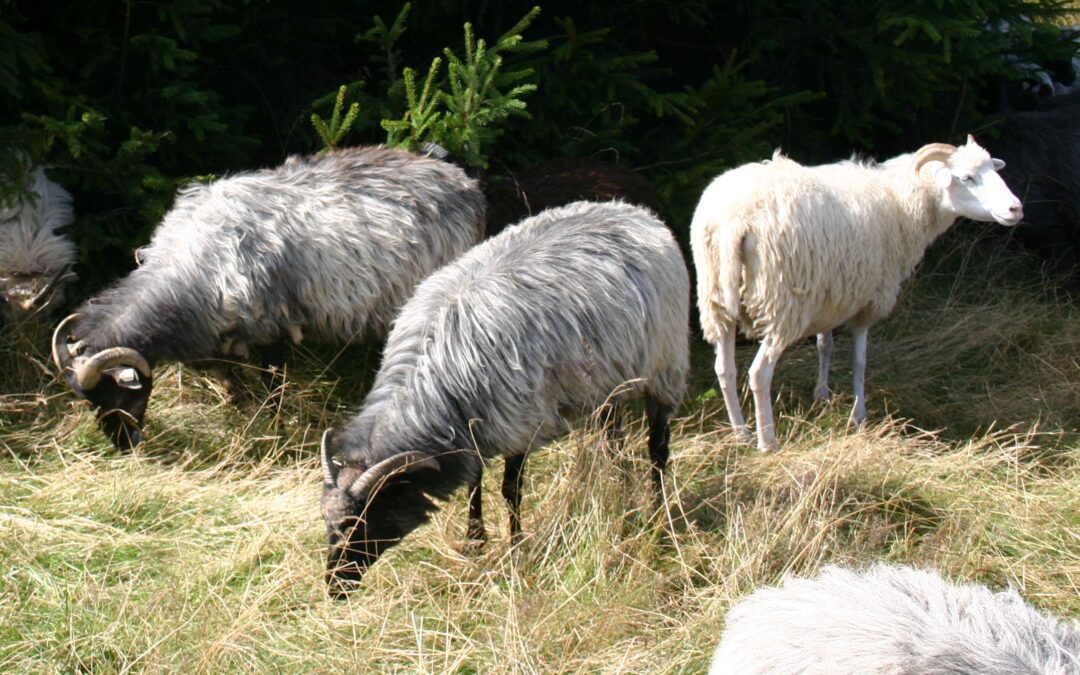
[0, 166, 76, 316]
[710, 564, 1080, 675]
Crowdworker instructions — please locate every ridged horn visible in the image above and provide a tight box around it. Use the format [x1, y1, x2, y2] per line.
[347, 451, 441, 500]
[74, 347, 152, 390]
[51, 313, 81, 373]
[912, 143, 957, 179]
[321, 428, 339, 484]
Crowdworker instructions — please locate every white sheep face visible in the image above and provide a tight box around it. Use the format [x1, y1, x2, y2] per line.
[936, 136, 1023, 226]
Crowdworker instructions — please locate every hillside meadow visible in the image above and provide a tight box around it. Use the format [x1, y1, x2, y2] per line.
[0, 228, 1078, 672]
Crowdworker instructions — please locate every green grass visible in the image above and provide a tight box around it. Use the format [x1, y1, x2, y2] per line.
[1, 230, 1078, 672]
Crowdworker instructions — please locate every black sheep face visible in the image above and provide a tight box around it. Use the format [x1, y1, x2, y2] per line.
[321, 455, 439, 597]
[66, 367, 152, 450]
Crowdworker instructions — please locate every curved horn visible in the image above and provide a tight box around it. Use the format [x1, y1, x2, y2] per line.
[912, 143, 957, 179]
[74, 347, 152, 390]
[51, 313, 81, 373]
[321, 428, 339, 485]
[347, 451, 441, 500]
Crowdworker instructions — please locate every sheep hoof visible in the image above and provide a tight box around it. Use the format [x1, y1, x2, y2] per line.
[734, 428, 754, 445]
[459, 534, 487, 555]
[757, 436, 780, 452]
[812, 388, 830, 404]
[848, 410, 867, 427]
[459, 520, 488, 554]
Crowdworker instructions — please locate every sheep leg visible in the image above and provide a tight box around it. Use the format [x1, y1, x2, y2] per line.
[465, 468, 487, 546]
[715, 326, 752, 444]
[646, 394, 673, 504]
[748, 339, 785, 451]
[849, 325, 869, 426]
[502, 454, 527, 545]
[813, 331, 833, 403]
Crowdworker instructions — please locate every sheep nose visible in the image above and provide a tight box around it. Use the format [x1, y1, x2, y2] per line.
[1010, 202, 1023, 218]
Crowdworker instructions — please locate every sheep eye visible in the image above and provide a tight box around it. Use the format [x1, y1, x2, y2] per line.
[959, 175, 975, 184]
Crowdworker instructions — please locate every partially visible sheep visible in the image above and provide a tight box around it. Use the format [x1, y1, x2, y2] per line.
[691, 136, 1023, 451]
[319, 200, 689, 595]
[0, 165, 76, 321]
[709, 564, 1080, 675]
[482, 157, 661, 237]
[52, 145, 485, 449]
[981, 97, 1080, 270]
[985, 18, 1080, 112]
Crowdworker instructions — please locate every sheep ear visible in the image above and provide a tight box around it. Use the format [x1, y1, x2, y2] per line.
[933, 166, 954, 189]
[966, 133, 977, 146]
[992, 158, 1005, 171]
[105, 367, 144, 390]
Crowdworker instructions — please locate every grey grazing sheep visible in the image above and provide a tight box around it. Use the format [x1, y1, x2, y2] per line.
[52, 145, 485, 449]
[691, 136, 1023, 451]
[0, 164, 76, 321]
[709, 564, 1080, 675]
[320, 200, 690, 595]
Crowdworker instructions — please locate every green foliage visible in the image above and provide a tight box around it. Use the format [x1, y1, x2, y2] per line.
[733, 0, 1079, 156]
[434, 9, 546, 167]
[382, 59, 445, 151]
[358, 2, 411, 93]
[0, 0, 265, 287]
[380, 6, 546, 168]
[520, 16, 705, 160]
[1, 0, 1077, 295]
[310, 86, 361, 151]
[652, 55, 819, 228]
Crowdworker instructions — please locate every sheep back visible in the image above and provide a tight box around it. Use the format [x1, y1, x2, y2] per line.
[709, 564, 1080, 675]
[343, 199, 690, 473]
[78, 145, 485, 360]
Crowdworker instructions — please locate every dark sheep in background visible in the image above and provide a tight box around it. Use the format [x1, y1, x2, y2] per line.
[320, 200, 690, 596]
[981, 97, 1080, 272]
[481, 157, 661, 237]
[52, 146, 485, 449]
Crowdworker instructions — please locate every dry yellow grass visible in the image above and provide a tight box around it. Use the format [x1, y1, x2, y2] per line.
[0, 233, 1078, 672]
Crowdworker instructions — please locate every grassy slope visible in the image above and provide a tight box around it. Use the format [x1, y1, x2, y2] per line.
[0, 229, 1078, 673]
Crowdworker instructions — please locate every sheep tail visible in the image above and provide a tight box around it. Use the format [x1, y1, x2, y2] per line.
[693, 216, 745, 345]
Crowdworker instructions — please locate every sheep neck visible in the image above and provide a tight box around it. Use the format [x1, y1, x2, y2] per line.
[75, 266, 223, 364]
[881, 170, 958, 278]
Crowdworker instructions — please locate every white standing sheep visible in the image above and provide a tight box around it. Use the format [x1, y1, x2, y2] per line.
[0, 165, 76, 321]
[690, 135, 1023, 451]
[709, 564, 1080, 675]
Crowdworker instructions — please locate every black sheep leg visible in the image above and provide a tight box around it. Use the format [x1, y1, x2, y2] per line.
[646, 394, 673, 503]
[466, 468, 487, 545]
[502, 453, 527, 544]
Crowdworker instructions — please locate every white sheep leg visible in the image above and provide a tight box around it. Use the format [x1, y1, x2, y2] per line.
[813, 330, 833, 403]
[714, 327, 752, 444]
[849, 325, 868, 425]
[748, 339, 785, 451]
